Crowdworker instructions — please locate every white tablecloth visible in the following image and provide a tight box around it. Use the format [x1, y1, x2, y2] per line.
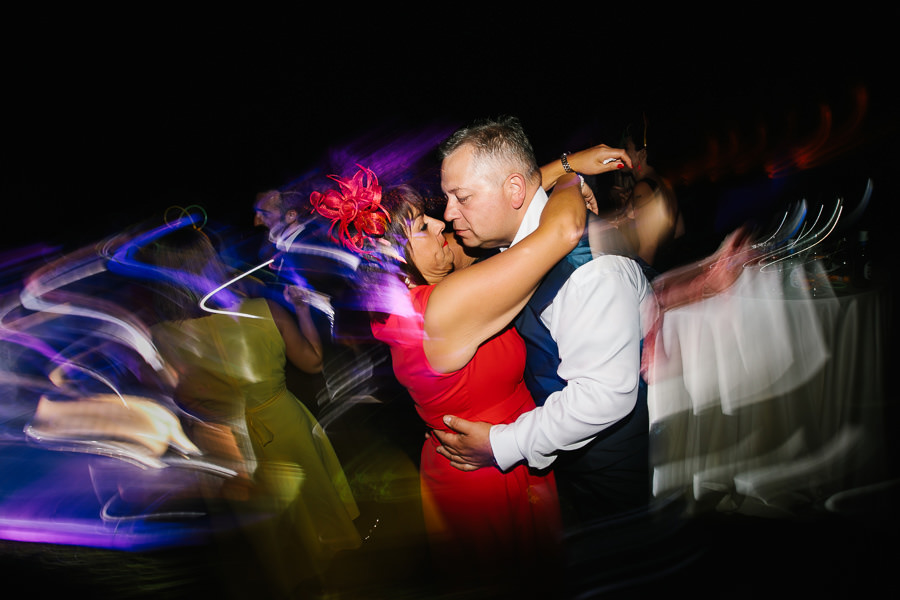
[647, 262, 890, 516]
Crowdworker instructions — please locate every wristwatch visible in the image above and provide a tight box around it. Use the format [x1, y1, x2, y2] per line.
[560, 152, 574, 173]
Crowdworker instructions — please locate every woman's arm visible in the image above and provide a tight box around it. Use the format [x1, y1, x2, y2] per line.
[540, 144, 632, 190]
[424, 173, 585, 373]
[267, 293, 324, 373]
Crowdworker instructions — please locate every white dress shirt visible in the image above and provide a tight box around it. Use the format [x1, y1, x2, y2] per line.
[490, 188, 655, 471]
[272, 221, 305, 253]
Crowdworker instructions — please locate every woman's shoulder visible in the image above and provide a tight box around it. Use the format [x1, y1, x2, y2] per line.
[409, 283, 436, 309]
[243, 295, 273, 314]
[370, 286, 429, 345]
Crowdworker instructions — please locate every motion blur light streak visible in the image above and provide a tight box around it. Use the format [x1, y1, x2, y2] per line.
[768, 86, 870, 177]
[673, 85, 872, 185]
[19, 244, 164, 372]
[644, 182, 887, 517]
[756, 199, 843, 271]
[198, 258, 274, 320]
[0, 216, 265, 552]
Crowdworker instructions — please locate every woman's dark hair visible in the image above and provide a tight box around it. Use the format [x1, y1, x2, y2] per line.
[379, 184, 432, 286]
[135, 226, 241, 322]
[346, 184, 443, 327]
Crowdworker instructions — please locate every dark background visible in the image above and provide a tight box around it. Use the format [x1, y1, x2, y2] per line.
[4, 11, 898, 256]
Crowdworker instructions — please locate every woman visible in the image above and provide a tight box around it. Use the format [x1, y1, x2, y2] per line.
[135, 224, 361, 593]
[307, 157, 603, 582]
[615, 122, 687, 275]
[627, 177, 684, 271]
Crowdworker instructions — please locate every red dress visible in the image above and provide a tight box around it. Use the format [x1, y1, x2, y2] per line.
[371, 285, 562, 575]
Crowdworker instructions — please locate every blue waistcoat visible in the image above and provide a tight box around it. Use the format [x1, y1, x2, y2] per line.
[512, 231, 649, 478]
[514, 235, 594, 406]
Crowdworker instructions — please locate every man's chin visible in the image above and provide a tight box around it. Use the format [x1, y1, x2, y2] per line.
[451, 230, 479, 247]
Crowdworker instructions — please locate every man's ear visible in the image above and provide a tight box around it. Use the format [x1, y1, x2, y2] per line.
[504, 172, 527, 210]
[284, 209, 298, 223]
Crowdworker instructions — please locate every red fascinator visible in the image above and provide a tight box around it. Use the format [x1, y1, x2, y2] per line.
[309, 165, 391, 254]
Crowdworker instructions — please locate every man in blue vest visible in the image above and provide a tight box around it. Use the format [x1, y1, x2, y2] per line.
[433, 116, 655, 528]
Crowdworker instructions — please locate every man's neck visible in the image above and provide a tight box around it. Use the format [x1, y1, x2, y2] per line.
[271, 221, 303, 249]
[506, 186, 547, 249]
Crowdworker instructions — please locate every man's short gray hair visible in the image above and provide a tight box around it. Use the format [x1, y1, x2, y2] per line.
[438, 116, 541, 186]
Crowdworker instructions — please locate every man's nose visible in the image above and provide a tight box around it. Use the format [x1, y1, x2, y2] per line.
[443, 197, 460, 222]
[253, 213, 264, 227]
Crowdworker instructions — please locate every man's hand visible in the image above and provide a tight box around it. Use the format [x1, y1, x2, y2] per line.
[432, 415, 495, 472]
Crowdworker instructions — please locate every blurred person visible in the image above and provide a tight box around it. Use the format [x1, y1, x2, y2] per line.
[253, 189, 285, 232]
[624, 178, 670, 275]
[252, 188, 313, 269]
[431, 116, 656, 532]
[252, 188, 335, 278]
[135, 223, 361, 596]
[628, 176, 686, 273]
[251, 187, 353, 418]
[253, 188, 315, 244]
[253, 186, 361, 301]
[250, 189, 286, 269]
[612, 118, 688, 275]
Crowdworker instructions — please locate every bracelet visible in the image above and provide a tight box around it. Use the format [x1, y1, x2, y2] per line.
[560, 152, 574, 174]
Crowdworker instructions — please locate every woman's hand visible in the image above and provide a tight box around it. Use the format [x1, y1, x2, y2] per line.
[582, 178, 599, 215]
[541, 144, 633, 190]
[284, 284, 311, 307]
[567, 144, 632, 175]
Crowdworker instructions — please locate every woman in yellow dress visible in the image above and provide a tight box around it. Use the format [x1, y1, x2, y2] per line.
[136, 223, 361, 595]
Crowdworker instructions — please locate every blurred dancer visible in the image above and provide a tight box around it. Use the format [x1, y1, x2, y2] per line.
[611, 116, 687, 275]
[137, 224, 361, 595]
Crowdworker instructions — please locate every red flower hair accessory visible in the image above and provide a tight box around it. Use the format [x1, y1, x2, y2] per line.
[309, 165, 391, 254]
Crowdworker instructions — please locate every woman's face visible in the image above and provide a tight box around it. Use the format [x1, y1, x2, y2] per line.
[404, 211, 454, 284]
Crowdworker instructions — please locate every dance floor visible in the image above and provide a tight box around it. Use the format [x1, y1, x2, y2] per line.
[2, 464, 896, 600]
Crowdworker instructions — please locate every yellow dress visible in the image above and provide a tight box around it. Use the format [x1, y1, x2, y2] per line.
[150, 297, 361, 581]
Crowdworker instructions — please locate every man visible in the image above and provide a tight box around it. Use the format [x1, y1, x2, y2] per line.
[253, 187, 394, 430]
[250, 188, 343, 417]
[253, 189, 287, 233]
[253, 189, 311, 262]
[433, 116, 655, 527]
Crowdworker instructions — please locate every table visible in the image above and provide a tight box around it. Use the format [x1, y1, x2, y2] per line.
[647, 261, 892, 516]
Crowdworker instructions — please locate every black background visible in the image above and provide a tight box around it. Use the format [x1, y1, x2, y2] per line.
[4, 10, 898, 255]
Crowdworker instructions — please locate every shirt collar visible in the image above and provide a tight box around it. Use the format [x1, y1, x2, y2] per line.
[272, 222, 305, 252]
[507, 186, 548, 249]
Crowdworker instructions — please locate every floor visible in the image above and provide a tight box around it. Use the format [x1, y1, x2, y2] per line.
[2, 482, 897, 600]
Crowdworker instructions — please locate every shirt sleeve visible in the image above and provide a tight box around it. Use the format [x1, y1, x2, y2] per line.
[490, 255, 650, 471]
